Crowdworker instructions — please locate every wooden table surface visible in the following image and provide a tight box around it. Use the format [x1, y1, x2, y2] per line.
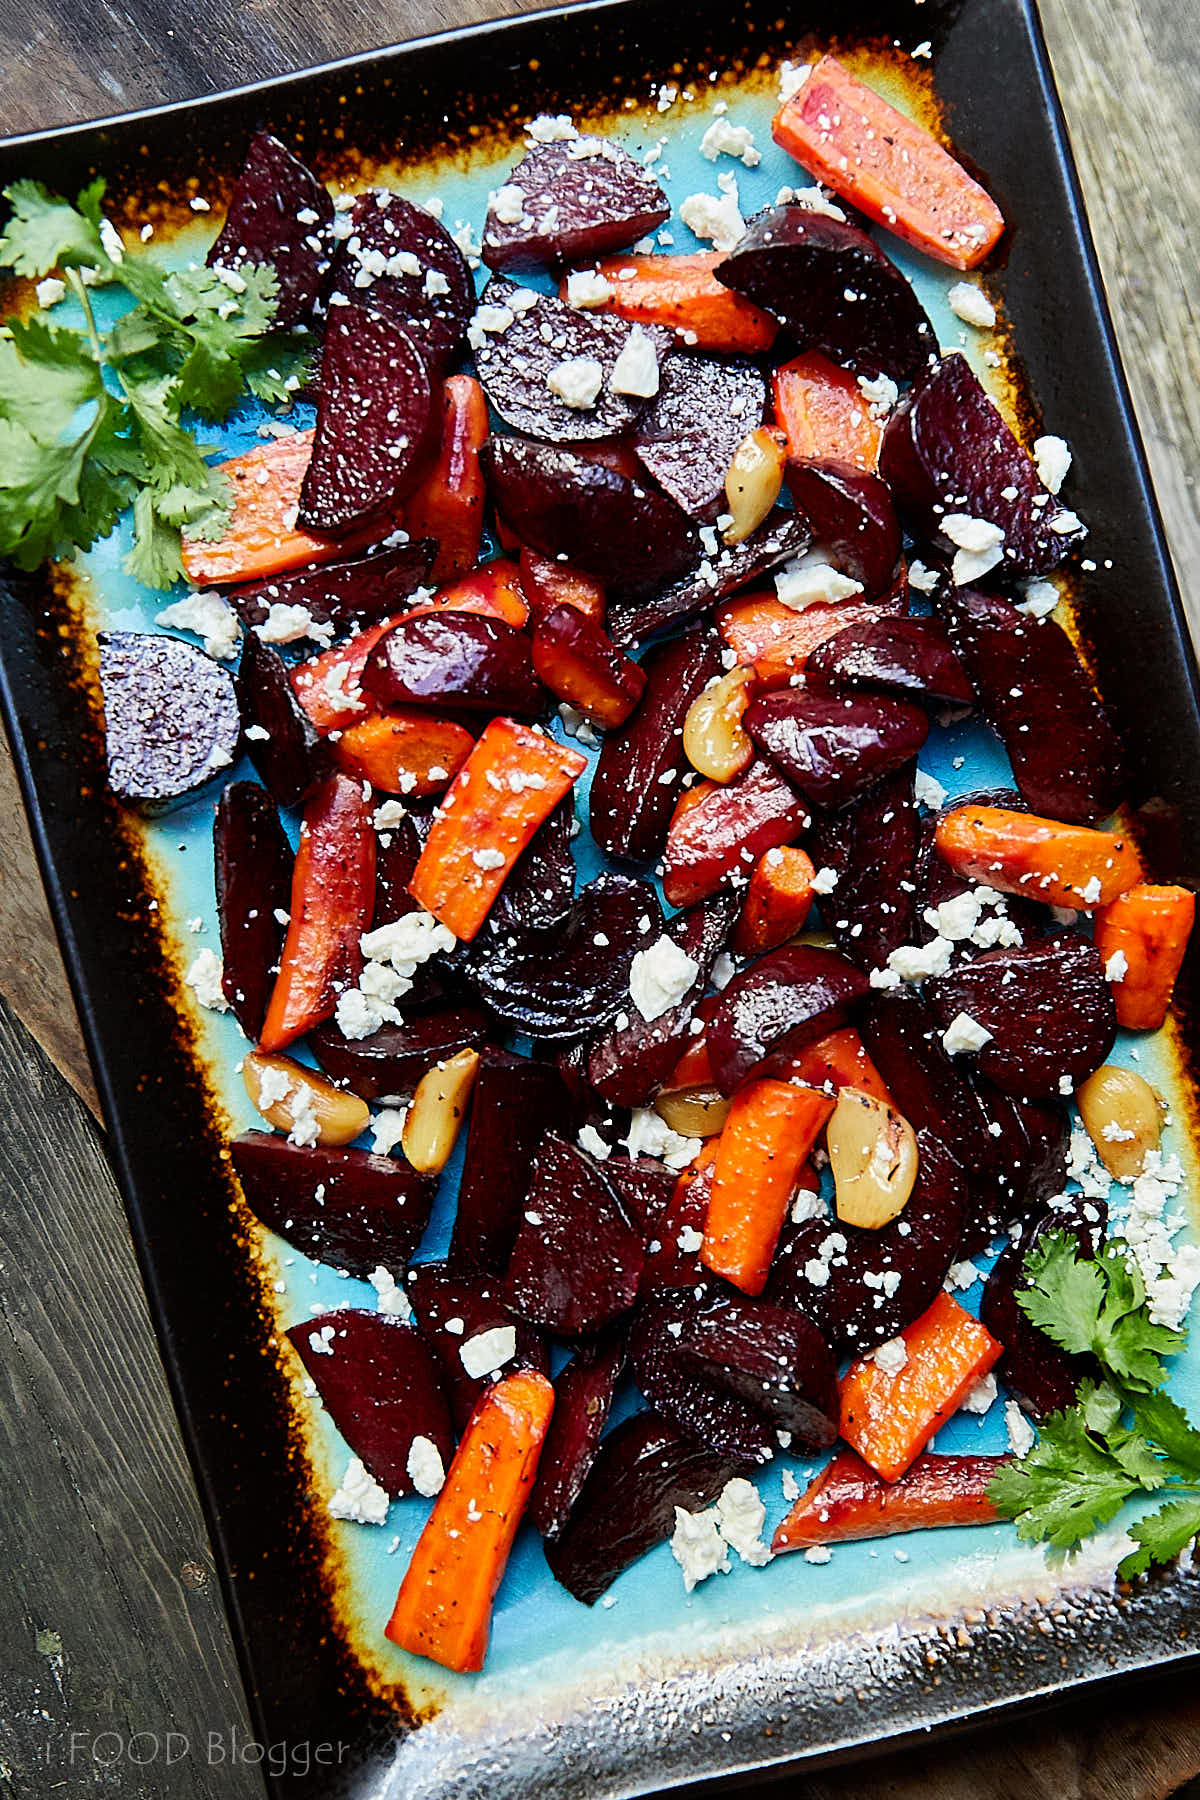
[0, 1, 1198, 1795]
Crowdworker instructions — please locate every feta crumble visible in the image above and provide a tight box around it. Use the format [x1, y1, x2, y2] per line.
[872, 1336, 908, 1375]
[547, 356, 605, 410]
[460, 1325, 517, 1380]
[914, 768, 948, 811]
[947, 282, 996, 329]
[609, 324, 660, 397]
[941, 1011, 993, 1056]
[158, 589, 241, 661]
[1005, 1401, 1036, 1459]
[577, 1123, 612, 1160]
[716, 1478, 772, 1565]
[699, 117, 761, 167]
[623, 1108, 700, 1171]
[629, 934, 699, 1021]
[328, 1456, 389, 1525]
[1033, 435, 1072, 495]
[565, 268, 615, 309]
[679, 183, 745, 252]
[942, 514, 1005, 586]
[406, 1435, 446, 1498]
[185, 948, 228, 1012]
[671, 1504, 730, 1590]
[960, 1371, 997, 1414]
[369, 1266, 412, 1319]
[370, 1108, 408, 1157]
[775, 551, 863, 609]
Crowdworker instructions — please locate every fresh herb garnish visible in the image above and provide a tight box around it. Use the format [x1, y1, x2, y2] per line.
[0, 179, 311, 587]
[989, 1231, 1200, 1578]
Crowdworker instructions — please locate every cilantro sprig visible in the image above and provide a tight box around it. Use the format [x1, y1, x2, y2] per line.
[988, 1231, 1200, 1578]
[0, 179, 311, 587]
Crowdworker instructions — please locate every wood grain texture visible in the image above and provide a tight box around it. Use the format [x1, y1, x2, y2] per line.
[0, 3, 1196, 1798]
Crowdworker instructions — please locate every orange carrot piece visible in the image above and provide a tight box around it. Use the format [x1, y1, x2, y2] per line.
[1093, 883, 1195, 1030]
[291, 615, 407, 733]
[782, 1026, 894, 1107]
[772, 352, 881, 472]
[409, 719, 587, 942]
[583, 252, 778, 353]
[703, 1080, 834, 1296]
[840, 1292, 1001, 1482]
[934, 805, 1142, 912]
[402, 559, 530, 630]
[519, 546, 606, 625]
[733, 845, 816, 955]
[772, 1449, 1004, 1552]
[385, 1369, 554, 1673]
[717, 591, 899, 692]
[773, 55, 1005, 270]
[332, 710, 475, 797]
[259, 772, 375, 1052]
[403, 374, 489, 582]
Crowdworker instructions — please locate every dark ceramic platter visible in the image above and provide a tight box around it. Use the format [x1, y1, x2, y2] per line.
[2, 0, 1200, 1795]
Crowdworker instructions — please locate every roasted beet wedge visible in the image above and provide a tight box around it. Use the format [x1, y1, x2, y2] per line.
[325, 192, 474, 375]
[634, 351, 768, 519]
[938, 585, 1124, 825]
[529, 1332, 627, 1540]
[859, 987, 994, 1187]
[544, 1410, 742, 1604]
[463, 872, 661, 1041]
[591, 625, 724, 864]
[489, 795, 576, 936]
[640, 1148, 717, 1294]
[481, 136, 669, 270]
[981, 1195, 1107, 1418]
[372, 809, 426, 928]
[807, 768, 919, 969]
[630, 1292, 776, 1463]
[309, 1004, 491, 1101]
[958, 1080, 1070, 1251]
[678, 1297, 840, 1447]
[406, 1263, 548, 1432]
[288, 1309, 454, 1496]
[880, 353, 1081, 574]
[662, 757, 811, 909]
[207, 132, 333, 327]
[482, 436, 697, 598]
[503, 1134, 645, 1334]
[604, 1156, 677, 1237]
[214, 781, 293, 1037]
[717, 208, 935, 379]
[784, 459, 902, 596]
[769, 1131, 966, 1351]
[234, 631, 326, 810]
[361, 611, 543, 715]
[449, 1049, 578, 1275]
[232, 1132, 434, 1278]
[532, 604, 646, 729]
[608, 510, 810, 644]
[925, 936, 1117, 1098]
[586, 893, 736, 1107]
[299, 305, 438, 536]
[806, 613, 973, 705]
[99, 632, 240, 810]
[229, 542, 436, 635]
[706, 944, 869, 1094]
[745, 689, 928, 809]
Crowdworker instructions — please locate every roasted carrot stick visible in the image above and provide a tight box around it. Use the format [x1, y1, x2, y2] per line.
[781, 1026, 894, 1107]
[772, 1449, 1005, 1552]
[332, 710, 475, 797]
[772, 352, 882, 471]
[385, 1369, 554, 1673]
[292, 615, 407, 733]
[840, 1292, 1002, 1483]
[934, 805, 1142, 912]
[702, 1080, 834, 1296]
[717, 592, 899, 691]
[733, 845, 816, 954]
[1093, 883, 1195, 1030]
[408, 718, 587, 941]
[403, 375, 489, 582]
[773, 55, 1005, 270]
[581, 252, 777, 353]
[259, 772, 375, 1052]
[519, 546, 606, 625]
[401, 559, 530, 629]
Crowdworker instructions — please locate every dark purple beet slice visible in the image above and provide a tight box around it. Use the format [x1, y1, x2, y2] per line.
[590, 625, 724, 863]
[981, 1195, 1107, 1419]
[489, 794, 576, 936]
[325, 192, 473, 374]
[544, 1410, 742, 1604]
[229, 542, 436, 635]
[213, 780, 292, 1036]
[630, 1292, 776, 1464]
[807, 767, 919, 969]
[938, 585, 1124, 825]
[502, 1134, 644, 1334]
[482, 435, 697, 599]
[231, 1131, 434, 1279]
[965, 1079, 1069, 1248]
[586, 892, 736, 1107]
[309, 1004, 491, 1102]
[449, 1048, 578, 1276]
[925, 936, 1117, 1098]
[880, 353, 1082, 575]
[707, 944, 869, 1094]
[207, 131, 333, 328]
[406, 1263, 548, 1432]
[859, 988, 994, 1189]
[639, 1149, 716, 1295]
[678, 1297, 839, 1449]
[360, 611, 543, 715]
[806, 613, 974, 705]
[717, 207, 935, 379]
[288, 1309, 453, 1495]
[298, 304, 438, 536]
[372, 809, 425, 928]
[99, 632, 240, 811]
[745, 689, 928, 809]
[603, 1156, 677, 1237]
[462, 872, 661, 1041]
[529, 1331, 627, 1540]
[784, 459, 902, 596]
[768, 1131, 966, 1353]
[234, 630, 326, 810]
[482, 137, 669, 271]
[633, 351, 767, 519]
[607, 509, 810, 644]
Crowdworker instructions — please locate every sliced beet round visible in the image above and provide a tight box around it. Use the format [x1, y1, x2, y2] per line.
[490, 794, 576, 937]
[406, 1262, 548, 1432]
[859, 988, 995, 1188]
[925, 936, 1117, 1098]
[633, 351, 768, 519]
[234, 630, 327, 810]
[745, 689, 928, 809]
[938, 584, 1124, 825]
[677, 1297, 839, 1449]
[361, 611, 543, 715]
[502, 1134, 645, 1334]
[544, 1410, 743, 1604]
[213, 781, 293, 1037]
[207, 131, 333, 328]
[449, 1048, 578, 1276]
[232, 1132, 434, 1279]
[529, 1331, 627, 1541]
[880, 353, 1082, 574]
[481, 136, 669, 271]
[706, 943, 869, 1095]
[309, 1004, 491, 1101]
[298, 304, 438, 536]
[806, 613, 974, 706]
[717, 207, 935, 379]
[807, 767, 919, 969]
[99, 632, 240, 811]
[482, 435, 697, 598]
[629, 1292, 776, 1464]
[288, 1309, 454, 1496]
[981, 1195, 1107, 1418]
[229, 542, 436, 635]
[784, 459, 902, 596]
[325, 191, 473, 374]
[607, 509, 810, 644]
[662, 756, 812, 910]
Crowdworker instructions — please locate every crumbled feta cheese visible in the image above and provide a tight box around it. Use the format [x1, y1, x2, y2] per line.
[1033, 435, 1072, 495]
[1017, 579, 1060, 620]
[716, 1478, 772, 1565]
[1005, 1401, 1036, 1458]
[960, 1371, 997, 1414]
[609, 324, 660, 397]
[629, 934, 699, 1021]
[908, 559, 940, 594]
[1104, 949, 1129, 984]
[1048, 509, 1083, 536]
[803, 1544, 832, 1564]
[856, 373, 900, 420]
[914, 769, 948, 811]
[791, 1184, 826, 1224]
[308, 1322, 337, 1355]
[373, 799, 406, 833]
[786, 185, 847, 222]
[885, 936, 955, 983]
[782, 1468, 801, 1502]
[490, 183, 527, 225]
[471, 846, 508, 871]
[944, 1259, 981, 1292]
[256, 602, 328, 646]
[679, 184, 745, 251]
[623, 1108, 700, 1171]
[947, 282, 996, 329]
[577, 1124, 612, 1160]
[287, 1084, 320, 1148]
[547, 356, 605, 410]
[1080, 876, 1102, 906]
[778, 59, 812, 102]
[328, 1456, 389, 1524]
[460, 1325, 517, 1380]
[185, 948, 228, 1012]
[369, 1266, 412, 1319]
[337, 912, 456, 1037]
[1119, 1150, 1199, 1328]
[872, 1336, 908, 1375]
[370, 1108, 408, 1157]
[159, 589, 242, 660]
[699, 117, 761, 166]
[942, 514, 1005, 586]
[941, 1010, 993, 1056]
[406, 1435, 446, 1497]
[775, 551, 863, 609]
[526, 112, 577, 142]
[35, 275, 66, 308]
[710, 951, 738, 991]
[557, 701, 601, 747]
[671, 1504, 730, 1590]
[565, 268, 615, 309]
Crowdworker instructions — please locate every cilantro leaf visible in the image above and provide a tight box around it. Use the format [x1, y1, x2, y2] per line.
[0, 179, 108, 276]
[1017, 1232, 1183, 1392]
[988, 1405, 1142, 1551]
[1131, 1389, 1200, 1478]
[1117, 1497, 1200, 1580]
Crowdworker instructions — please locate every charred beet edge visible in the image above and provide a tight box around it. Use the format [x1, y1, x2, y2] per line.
[806, 613, 974, 706]
[634, 350, 768, 519]
[502, 1133, 645, 1334]
[228, 542, 436, 634]
[207, 131, 333, 327]
[449, 1049, 579, 1276]
[406, 1263, 549, 1433]
[529, 1331, 627, 1541]
[235, 630, 327, 810]
[309, 1004, 491, 1102]
[981, 1195, 1108, 1418]
[482, 136, 669, 271]
[232, 1132, 434, 1279]
[745, 688, 928, 810]
[808, 767, 919, 969]
[325, 192, 474, 375]
[706, 943, 869, 1094]
[362, 611, 545, 715]
[99, 632, 240, 811]
[784, 459, 902, 596]
[607, 509, 810, 644]
[214, 781, 293, 1037]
